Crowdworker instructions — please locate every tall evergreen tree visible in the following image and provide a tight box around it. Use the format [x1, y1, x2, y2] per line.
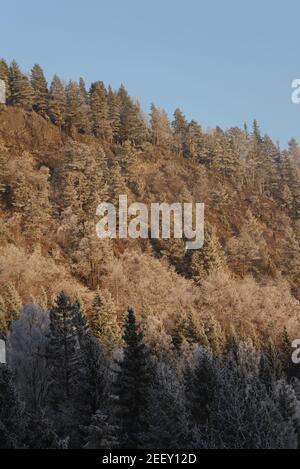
[172, 108, 188, 155]
[9, 60, 33, 110]
[30, 64, 49, 117]
[114, 308, 151, 448]
[46, 291, 83, 443]
[90, 81, 112, 141]
[46, 292, 81, 404]
[65, 80, 81, 133]
[48, 74, 67, 127]
[118, 85, 148, 144]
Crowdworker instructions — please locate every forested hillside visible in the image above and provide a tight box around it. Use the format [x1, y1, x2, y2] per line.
[0, 59, 300, 449]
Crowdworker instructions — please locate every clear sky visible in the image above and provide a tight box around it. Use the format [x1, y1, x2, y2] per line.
[1, 0, 300, 146]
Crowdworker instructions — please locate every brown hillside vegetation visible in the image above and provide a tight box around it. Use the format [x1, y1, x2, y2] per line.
[0, 104, 299, 345]
[0, 56, 300, 348]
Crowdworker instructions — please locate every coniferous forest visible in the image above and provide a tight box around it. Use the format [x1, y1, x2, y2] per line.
[0, 58, 300, 449]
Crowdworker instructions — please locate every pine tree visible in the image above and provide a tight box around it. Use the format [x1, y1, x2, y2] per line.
[30, 64, 49, 117]
[91, 291, 121, 354]
[79, 77, 89, 104]
[252, 119, 263, 144]
[46, 292, 82, 403]
[118, 85, 148, 144]
[65, 80, 81, 133]
[79, 331, 108, 418]
[9, 60, 33, 110]
[71, 303, 109, 438]
[48, 74, 66, 127]
[90, 81, 112, 140]
[0, 364, 24, 449]
[46, 292, 88, 444]
[187, 120, 204, 159]
[172, 108, 188, 155]
[114, 308, 151, 448]
[77, 77, 92, 134]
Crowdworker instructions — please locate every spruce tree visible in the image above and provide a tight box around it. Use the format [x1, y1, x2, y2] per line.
[187, 120, 204, 159]
[114, 308, 151, 448]
[46, 291, 81, 404]
[30, 64, 49, 117]
[48, 74, 67, 127]
[77, 77, 92, 134]
[65, 80, 81, 133]
[118, 85, 148, 144]
[72, 302, 108, 439]
[90, 81, 112, 140]
[46, 292, 91, 444]
[79, 77, 89, 104]
[9, 60, 33, 110]
[252, 119, 263, 144]
[172, 108, 188, 155]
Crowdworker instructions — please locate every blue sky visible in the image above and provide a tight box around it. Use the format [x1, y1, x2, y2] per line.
[1, 0, 300, 146]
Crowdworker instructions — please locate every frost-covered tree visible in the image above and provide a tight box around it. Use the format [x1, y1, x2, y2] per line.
[114, 308, 152, 448]
[8, 304, 49, 411]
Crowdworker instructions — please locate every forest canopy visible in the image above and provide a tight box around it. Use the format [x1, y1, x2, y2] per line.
[0, 58, 300, 449]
